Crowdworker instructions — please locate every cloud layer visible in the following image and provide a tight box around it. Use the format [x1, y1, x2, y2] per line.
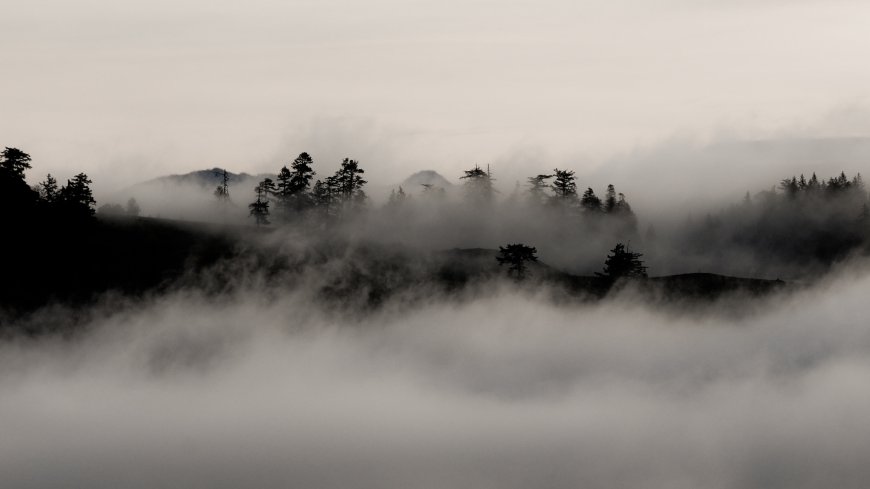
[3, 267, 870, 488]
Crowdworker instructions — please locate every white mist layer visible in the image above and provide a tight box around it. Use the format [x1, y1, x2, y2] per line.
[3, 275, 870, 488]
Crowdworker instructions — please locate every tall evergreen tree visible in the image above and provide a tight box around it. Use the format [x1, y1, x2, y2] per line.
[214, 169, 230, 202]
[496, 243, 539, 280]
[460, 164, 495, 204]
[0, 147, 32, 178]
[597, 243, 647, 279]
[333, 158, 367, 211]
[551, 169, 577, 204]
[603, 184, 617, 212]
[580, 187, 602, 212]
[527, 174, 553, 205]
[249, 179, 273, 226]
[39, 174, 59, 203]
[59, 173, 96, 217]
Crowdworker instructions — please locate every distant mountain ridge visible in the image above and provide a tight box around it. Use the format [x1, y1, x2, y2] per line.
[400, 170, 453, 190]
[136, 168, 274, 189]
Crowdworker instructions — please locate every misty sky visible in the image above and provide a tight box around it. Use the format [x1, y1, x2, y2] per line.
[3, 0, 870, 190]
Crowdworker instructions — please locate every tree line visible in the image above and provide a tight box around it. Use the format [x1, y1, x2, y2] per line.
[235, 154, 639, 234]
[0, 147, 97, 223]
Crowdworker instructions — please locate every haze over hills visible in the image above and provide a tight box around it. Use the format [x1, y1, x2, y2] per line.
[106, 168, 455, 221]
[400, 170, 454, 190]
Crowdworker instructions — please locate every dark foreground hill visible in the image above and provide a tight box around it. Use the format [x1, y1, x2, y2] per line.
[1, 216, 789, 331]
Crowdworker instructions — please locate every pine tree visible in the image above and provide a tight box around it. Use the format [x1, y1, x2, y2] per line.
[126, 197, 140, 216]
[0, 147, 32, 179]
[249, 178, 274, 226]
[39, 174, 59, 203]
[334, 158, 367, 211]
[59, 173, 96, 217]
[289, 153, 316, 194]
[597, 243, 647, 279]
[387, 186, 408, 208]
[527, 174, 553, 205]
[580, 187, 602, 212]
[550, 169, 577, 204]
[460, 165, 495, 204]
[603, 184, 617, 212]
[214, 169, 230, 202]
[496, 243, 539, 280]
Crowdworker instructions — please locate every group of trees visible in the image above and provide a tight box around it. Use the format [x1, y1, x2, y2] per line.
[497, 241, 647, 281]
[239, 153, 367, 225]
[674, 170, 870, 276]
[1, 147, 97, 222]
[527, 169, 634, 214]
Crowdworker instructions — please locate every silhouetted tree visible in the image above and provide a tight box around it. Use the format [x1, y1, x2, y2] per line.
[580, 187, 602, 212]
[603, 184, 617, 212]
[313, 175, 342, 218]
[597, 243, 647, 279]
[461, 164, 495, 204]
[1, 147, 32, 178]
[527, 174, 552, 205]
[277, 152, 317, 217]
[387, 186, 408, 208]
[126, 197, 140, 216]
[496, 243, 538, 280]
[214, 169, 230, 201]
[58, 173, 96, 217]
[551, 169, 577, 204]
[249, 179, 273, 226]
[39, 174, 59, 203]
[333, 158, 367, 212]
[276, 165, 293, 215]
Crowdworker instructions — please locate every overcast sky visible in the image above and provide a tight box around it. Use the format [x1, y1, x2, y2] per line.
[3, 0, 870, 190]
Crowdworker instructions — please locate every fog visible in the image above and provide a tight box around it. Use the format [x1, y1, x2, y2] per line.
[6, 0, 870, 189]
[3, 259, 870, 488]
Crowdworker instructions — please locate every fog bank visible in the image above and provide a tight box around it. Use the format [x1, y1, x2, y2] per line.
[2, 267, 870, 488]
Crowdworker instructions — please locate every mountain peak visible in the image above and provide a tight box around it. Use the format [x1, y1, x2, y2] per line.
[401, 170, 453, 189]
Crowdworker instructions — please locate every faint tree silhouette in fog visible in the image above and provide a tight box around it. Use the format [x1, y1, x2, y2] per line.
[126, 197, 140, 217]
[496, 243, 539, 280]
[421, 183, 446, 200]
[581, 187, 602, 212]
[97, 203, 125, 216]
[461, 164, 495, 205]
[387, 186, 408, 208]
[214, 169, 230, 201]
[527, 174, 553, 205]
[249, 178, 274, 226]
[603, 184, 617, 212]
[597, 243, 647, 280]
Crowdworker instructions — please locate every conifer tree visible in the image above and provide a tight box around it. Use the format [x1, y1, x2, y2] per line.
[580, 187, 602, 212]
[603, 184, 617, 212]
[39, 174, 59, 203]
[0, 147, 32, 179]
[496, 243, 539, 280]
[59, 173, 96, 217]
[597, 243, 647, 279]
[460, 164, 495, 204]
[249, 178, 274, 226]
[527, 174, 553, 205]
[551, 169, 577, 204]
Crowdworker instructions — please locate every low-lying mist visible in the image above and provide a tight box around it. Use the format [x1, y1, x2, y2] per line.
[3, 263, 870, 488]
